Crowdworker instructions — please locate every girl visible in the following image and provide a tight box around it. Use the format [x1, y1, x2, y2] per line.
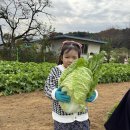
[44, 40, 98, 130]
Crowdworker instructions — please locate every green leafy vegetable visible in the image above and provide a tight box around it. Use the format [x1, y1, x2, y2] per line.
[58, 53, 104, 113]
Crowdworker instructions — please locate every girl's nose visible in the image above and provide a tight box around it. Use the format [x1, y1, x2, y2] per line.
[68, 58, 73, 63]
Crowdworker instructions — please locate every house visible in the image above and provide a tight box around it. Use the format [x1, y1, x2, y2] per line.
[0, 35, 107, 57]
[49, 35, 107, 57]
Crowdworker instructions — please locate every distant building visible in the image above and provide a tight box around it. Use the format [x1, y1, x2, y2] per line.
[49, 35, 107, 56]
[0, 35, 107, 57]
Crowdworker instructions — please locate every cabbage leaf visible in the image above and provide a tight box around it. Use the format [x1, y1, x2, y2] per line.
[58, 53, 104, 113]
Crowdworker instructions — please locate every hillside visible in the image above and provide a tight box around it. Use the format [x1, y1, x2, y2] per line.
[63, 28, 130, 49]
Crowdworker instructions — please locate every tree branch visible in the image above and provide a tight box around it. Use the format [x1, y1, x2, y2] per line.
[0, 25, 6, 45]
[0, 0, 53, 48]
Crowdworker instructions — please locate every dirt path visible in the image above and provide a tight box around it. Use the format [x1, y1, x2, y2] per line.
[0, 82, 130, 130]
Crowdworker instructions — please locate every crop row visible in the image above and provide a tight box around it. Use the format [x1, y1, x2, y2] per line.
[0, 61, 130, 95]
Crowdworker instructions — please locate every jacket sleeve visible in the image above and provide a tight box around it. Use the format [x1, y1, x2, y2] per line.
[44, 67, 59, 100]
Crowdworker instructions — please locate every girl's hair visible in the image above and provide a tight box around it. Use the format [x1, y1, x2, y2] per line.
[58, 40, 82, 65]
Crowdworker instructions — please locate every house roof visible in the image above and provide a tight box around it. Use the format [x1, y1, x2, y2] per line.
[54, 34, 107, 44]
[0, 35, 107, 46]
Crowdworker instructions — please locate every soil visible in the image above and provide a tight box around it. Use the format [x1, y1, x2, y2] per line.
[0, 82, 130, 130]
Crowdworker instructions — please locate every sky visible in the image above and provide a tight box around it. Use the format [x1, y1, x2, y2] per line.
[0, 0, 130, 44]
[46, 0, 130, 33]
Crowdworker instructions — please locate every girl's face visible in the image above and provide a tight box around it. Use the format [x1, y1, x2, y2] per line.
[62, 49, 79, 68]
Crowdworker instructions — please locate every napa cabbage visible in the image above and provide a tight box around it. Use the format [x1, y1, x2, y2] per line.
[58, 53, 104, 113]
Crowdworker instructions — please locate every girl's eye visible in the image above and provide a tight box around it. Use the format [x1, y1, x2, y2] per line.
[73, 57, 77, 59]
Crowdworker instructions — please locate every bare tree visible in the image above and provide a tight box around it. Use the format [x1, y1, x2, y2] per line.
[0, 0, 53, 49]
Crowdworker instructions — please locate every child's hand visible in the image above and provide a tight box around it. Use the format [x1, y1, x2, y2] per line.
[55, 88, 71, 103]
[86, 90, 98, 102]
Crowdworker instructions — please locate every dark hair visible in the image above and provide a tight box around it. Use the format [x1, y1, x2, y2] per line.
[58, 41, 82, 65]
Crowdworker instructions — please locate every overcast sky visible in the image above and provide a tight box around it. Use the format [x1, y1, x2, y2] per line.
[47, 0, 130, 33]
[0, 0, 130, 43]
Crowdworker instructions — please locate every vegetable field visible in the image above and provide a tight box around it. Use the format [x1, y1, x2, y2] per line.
[0, 82, 130, 130]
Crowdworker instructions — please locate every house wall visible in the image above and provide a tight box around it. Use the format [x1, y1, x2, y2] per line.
[87, 43, 100, 54]
[51, 39, 62, 54]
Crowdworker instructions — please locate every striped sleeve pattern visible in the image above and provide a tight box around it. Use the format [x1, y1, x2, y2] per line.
[44, 67, 60, 99]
